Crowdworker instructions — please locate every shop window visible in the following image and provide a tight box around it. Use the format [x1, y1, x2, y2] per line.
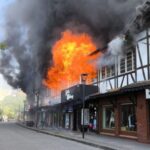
[65, 113, 69, 129]
[89, 104, 98, 131]
[120, 104, 137, 132]
[102, 106, 115, 129]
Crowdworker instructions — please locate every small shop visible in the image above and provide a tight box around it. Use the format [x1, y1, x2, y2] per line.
[88, 83, 150, 143]
[61, 84, 99, 131]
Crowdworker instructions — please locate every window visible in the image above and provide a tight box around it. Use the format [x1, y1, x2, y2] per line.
[107, 66, 115, 78]
[119, 50, 135, 74]
[120, 104, 136, 132]
[101, 65, 115, 79]
[102, 106, 115, 129]
[127, 52, 132, 71]
[102, 67, 106, 79]
[120, 58, 126, 73]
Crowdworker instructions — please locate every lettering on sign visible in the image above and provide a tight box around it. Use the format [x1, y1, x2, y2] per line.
[65, 90, 74, 100]
[145, 89, 150, 99]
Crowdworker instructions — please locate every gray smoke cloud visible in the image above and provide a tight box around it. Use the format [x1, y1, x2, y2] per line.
[0, 0, 146, 98]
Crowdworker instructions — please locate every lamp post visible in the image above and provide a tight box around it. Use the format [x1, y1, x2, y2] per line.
[34, 90, 39, 128]
[23, 100, 26, 123]
[81, 73, 88, 139]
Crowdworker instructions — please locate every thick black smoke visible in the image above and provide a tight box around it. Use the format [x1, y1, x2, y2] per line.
[0, 0, 146, 97]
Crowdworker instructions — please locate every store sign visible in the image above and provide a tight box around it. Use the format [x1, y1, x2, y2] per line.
[61, 84, 99, 103]
[145, 89, 150, 99]
[65, 90, 74, 100]
[81, 109, 89, 125]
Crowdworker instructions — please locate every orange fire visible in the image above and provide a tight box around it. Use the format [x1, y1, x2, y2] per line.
[44, 30, 100, 91]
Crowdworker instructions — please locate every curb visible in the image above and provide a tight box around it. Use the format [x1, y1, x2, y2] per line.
[17, 123, 116, 150]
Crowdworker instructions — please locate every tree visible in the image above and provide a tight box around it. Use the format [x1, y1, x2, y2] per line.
[0, 42, 7, 51]
[0, 108, 3, 117]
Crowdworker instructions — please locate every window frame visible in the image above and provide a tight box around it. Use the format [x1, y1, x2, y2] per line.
[120, 103, 137, 132]
[100, 65, 115, 80]
[119, 50, 135, 75]
[102, 105, 115, 130]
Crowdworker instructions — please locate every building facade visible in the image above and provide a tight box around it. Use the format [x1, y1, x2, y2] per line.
[26, 1, 150, 143]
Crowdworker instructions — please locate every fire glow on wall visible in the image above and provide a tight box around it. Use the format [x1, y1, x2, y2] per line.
[44, 30, 101, 91]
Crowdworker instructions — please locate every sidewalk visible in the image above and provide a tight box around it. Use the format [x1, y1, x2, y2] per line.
[17, 123, 150, 150]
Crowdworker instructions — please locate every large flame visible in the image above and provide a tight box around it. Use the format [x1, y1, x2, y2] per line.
[44, 30, 100, 91]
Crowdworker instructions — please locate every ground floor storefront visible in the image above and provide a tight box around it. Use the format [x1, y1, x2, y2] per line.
[90, 89, 150, 143]
[27, 84, 150, 143]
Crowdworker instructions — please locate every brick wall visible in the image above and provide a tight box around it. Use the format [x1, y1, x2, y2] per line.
[136, 91, 150, 143]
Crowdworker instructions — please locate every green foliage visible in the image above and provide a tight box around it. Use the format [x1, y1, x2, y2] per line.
[0, 92, 26, 119]
[0, 109, 3, 117]
[0, 42, 7, 50]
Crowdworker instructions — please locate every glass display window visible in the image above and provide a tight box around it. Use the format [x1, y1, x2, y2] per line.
[102, 105, 115, 129]
[120, 103, 136, 132]
[89, 104, 98, 131]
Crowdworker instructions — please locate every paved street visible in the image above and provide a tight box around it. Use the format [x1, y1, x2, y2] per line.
[0, 123, 102, 150]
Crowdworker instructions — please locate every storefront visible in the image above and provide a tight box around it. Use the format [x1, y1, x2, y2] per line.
[88, 83, 150, 143]
[61, 84, 99, 131]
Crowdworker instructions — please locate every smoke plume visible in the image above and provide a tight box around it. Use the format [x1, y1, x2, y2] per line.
[0, 0, 146, 98]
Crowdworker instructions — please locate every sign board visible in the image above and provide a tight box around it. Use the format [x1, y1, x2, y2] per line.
[145, 89, 150, 99]
[61, 84, 98, 103]
[81, 109, 89, 125]
[65, 89, 74, 101]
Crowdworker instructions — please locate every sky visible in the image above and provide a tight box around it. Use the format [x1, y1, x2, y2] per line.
[0, 0, 15, 40]
[0, 0, 24, 100]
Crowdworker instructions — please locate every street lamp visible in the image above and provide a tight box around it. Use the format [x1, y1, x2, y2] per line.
[81, 73, 88, 139]
[34, 89, 40, 128]
[23, 100, 26, 123]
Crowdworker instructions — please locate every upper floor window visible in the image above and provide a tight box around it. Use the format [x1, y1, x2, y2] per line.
[119, 50, 135, 74]
[101, 65, 115, 79]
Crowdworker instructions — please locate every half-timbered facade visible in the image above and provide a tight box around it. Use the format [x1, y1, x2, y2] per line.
[89, 27, 150, 143]
[97, 29, 150, 93]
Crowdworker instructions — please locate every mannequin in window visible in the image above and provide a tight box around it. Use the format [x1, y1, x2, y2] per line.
[109, 111, 115, 128]
[128, 113, 135, 130]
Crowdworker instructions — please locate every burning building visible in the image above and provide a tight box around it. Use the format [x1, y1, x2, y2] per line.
[0, 0, 150, 143]
[34, 1, 150, 143]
